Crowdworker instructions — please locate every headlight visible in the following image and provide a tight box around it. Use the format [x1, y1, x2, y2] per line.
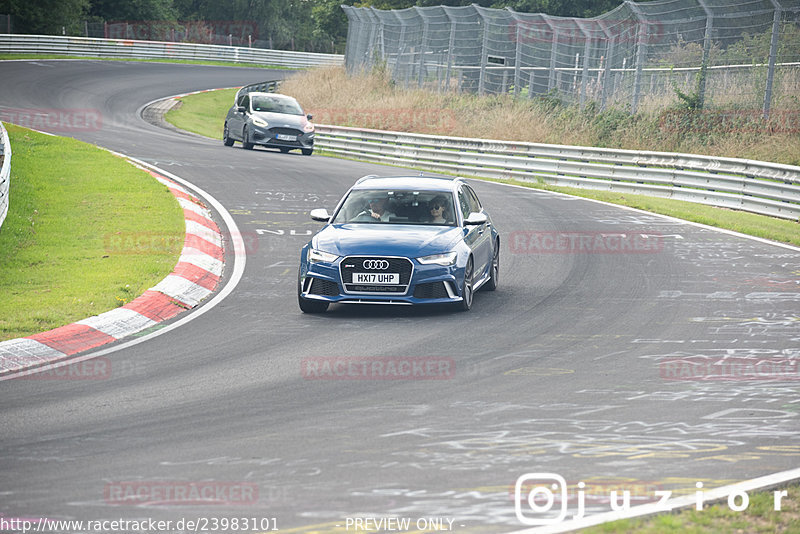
[303, 123, 315, 133]
[252, 117, 269, 128]
[417, 252, 457, 266]
[309, 248, 339, 264]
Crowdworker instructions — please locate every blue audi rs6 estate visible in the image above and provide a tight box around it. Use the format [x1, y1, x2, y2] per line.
[298, 175, 500, 313]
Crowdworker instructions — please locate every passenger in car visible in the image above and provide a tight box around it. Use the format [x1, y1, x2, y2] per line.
[426, 195, 450, 224]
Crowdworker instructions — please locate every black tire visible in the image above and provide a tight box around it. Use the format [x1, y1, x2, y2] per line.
[301, 148, 313, 156]
[279, 147, 290, 153]
[298, 272, 329, 313]
[457, 257, 474, 311]
[242, 126, 254, 150]
[223, 123, 234, 146]
[484, 240, 499, 291]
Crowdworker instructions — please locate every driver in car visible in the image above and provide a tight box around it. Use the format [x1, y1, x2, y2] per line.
[358, 196, 396, 222]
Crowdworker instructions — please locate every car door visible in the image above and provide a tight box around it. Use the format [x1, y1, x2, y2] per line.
[227, 93, 248, 140]
[458, 185, 491, 278]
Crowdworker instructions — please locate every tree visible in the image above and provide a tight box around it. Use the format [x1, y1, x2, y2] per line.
[89, 0, 178, 21]
[4, 0, 90, 35]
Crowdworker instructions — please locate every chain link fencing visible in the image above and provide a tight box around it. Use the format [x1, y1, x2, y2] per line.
[342, 1, 800, 117]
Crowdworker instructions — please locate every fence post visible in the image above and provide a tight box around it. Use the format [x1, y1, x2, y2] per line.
[393, 11, 407, 82]
[366, 8, 382, 74]
[577, 20, 593, 109]
[626, 1, 647, 114]
[696, 0, 714, 110]
[598, 21, 615, 111]
[443, 8, 456, 91]
[476, 7, 489, 95]
[764, 0, 782, 119]
[416, 7, 429, 89]
[508, 9, 523, 97]
[544, 16, 558, 92]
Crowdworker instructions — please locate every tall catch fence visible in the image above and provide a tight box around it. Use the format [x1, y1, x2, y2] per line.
[342, 1, 800, 116]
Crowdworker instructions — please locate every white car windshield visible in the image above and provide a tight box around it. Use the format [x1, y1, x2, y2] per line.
[332, 190, 457, 226]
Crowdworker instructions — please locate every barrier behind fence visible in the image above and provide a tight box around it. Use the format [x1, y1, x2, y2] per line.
[0, 34, 343, 68]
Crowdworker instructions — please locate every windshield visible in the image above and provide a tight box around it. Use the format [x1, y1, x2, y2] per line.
[250, 95, 304, 115]
[331, 189, 457, 226]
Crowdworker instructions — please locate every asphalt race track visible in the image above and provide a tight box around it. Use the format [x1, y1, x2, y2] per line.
[0, 60, 798, 532]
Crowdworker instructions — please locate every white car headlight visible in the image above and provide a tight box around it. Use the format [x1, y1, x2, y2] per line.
[417, 252, 457, 266]
[303, 123, 315, 133]
[309, 248, 339, 264]
[252, 117, 269, 128]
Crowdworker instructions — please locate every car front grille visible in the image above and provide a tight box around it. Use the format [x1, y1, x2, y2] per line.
[340, 256, 413, 295]
[413, 281, 450, 299]
[269, 127, 303, 136]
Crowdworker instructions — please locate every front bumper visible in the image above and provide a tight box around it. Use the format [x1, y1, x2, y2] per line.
[250, 125, 314, 149]
[299, 257, 464, 306]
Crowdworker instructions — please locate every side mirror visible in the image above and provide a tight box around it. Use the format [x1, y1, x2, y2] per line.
[310, 208, 330, 222]
[237, 106, 246, 113]
[306, 114, 313, 121]
[464, 212, 488, 226]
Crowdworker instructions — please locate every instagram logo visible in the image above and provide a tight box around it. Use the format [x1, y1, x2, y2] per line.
[514, 473, 568, 525]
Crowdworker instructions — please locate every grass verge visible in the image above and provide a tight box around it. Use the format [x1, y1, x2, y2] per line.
[581, 483, 800, 533]
[165, 88, 237, 139]
[0, 124, 184, 341]
[501, 178, 800, 247]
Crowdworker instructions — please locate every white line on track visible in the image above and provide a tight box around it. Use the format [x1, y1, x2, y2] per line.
[508, 467, 800, 533]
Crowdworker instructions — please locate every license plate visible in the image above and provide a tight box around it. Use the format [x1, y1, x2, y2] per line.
[276, 134, 297, 141]
[353, 273, 399, 285]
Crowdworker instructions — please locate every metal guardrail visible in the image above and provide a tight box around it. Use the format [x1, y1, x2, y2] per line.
[235, 80, 282, 103]
[314, 125, 800, 221]
[0, 34, 343, 68]
[0, 122, 10, 230]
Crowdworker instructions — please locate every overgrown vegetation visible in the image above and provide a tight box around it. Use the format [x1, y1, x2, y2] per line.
[582, 483, 800, 533]
[281, 66, 800, 166]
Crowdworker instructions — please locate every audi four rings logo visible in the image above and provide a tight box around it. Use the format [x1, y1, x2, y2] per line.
[363, 259, 390, 270]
